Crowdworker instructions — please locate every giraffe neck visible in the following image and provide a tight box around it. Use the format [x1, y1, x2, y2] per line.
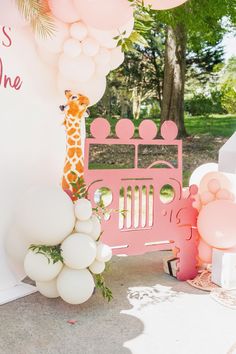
[62, 113, 85, 193]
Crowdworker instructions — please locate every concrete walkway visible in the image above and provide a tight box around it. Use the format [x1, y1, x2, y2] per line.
[0, 251, 236, 354]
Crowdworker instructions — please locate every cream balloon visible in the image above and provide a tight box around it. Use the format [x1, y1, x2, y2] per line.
[90, 215, 101, 241]
[59, 53, 95, 83]
[15, 187, 75, 246]
[74, 198, 93, 221]
[24, 251, 63, 282]
[89, 260, 105, 274]
[94, 48, 111, 65]
[96, 243, 112, 262]
[63, 38, 82, 58]
[82, 37, 100, 57]
[75, 219, 93, 234]
[35, 16, 69, 54]
[57, 267, 95, 304]
[109, 47, 125, 71]
[74, 0, 133, 31]
[70, 22, 88, 41]
[96, 62, 110, 76]
[37, 46, 59, 67]
[61, 233, 97, 269]
[36, 279, 60, 298]
[144, 0, 188, 10]
[199, 172, 231, 194]
[49, 0, 80, 23]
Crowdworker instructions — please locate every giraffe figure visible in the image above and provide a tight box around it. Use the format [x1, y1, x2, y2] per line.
[60, 90, 90, 192]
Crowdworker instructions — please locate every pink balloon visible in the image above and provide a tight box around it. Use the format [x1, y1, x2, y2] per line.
[199, 172, 231, 194]
[144, 0, 188, 10]
[198, 239, 212, 264]
[198, 200, 236, 249]
[216, 188, 231, 201]
[207, 178, 221, 194]
[200, 191, 215, 205]
[74, 0, 133, 31]
[0, 0, 26, 27]
[49, 0, 80, 23]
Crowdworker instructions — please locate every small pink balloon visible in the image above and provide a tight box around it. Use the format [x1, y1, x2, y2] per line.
[144, 0, 188, 10]
[200, 191, 215, 205]
[216, 188, 231, 201]
[207, 178, 221, 194]
[49, 0, 80, 23]
[198, 200, 236, 249]
[199, 172, 231, 194]
[198, 239, 212, 264]
[74, 0, 133, 31]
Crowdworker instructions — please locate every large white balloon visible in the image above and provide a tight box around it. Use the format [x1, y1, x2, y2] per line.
[57, 73, 107, 107]
[61, 233, 96, 269]
[96, 242, 112, 262]
[82, 37, 100, 57]
[94, 48, 111, 65]
[74, 0, 133, 31]
[37, 46, 59, 67]
[49, 0, 80, 23]
[35, 16, 69, 54]
[15, 187, 75, 246]
[75, 219, 93, 234]
[96, 62, 110, 77]
[57, 267, 95, 304]
[24, 251, 63, 282]
[90, 215, 101, 241]
[36, 279, 60, 298]
[74, 198, 93, 221]
[70, 22, 88, 41]
[59, 53, 95, 83]
[109, 47, 125, 71]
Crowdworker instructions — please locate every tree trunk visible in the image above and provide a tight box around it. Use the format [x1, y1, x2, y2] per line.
[161, 24, 187, 136]
[132, 87, 142, 120]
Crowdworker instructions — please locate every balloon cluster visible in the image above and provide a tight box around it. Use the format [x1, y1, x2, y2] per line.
[6, 187, 112, 305]
[35, 0, 134, 106]
[191, 171, 236, 265]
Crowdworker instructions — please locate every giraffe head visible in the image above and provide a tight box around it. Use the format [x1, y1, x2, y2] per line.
[60, 90, 90, 119]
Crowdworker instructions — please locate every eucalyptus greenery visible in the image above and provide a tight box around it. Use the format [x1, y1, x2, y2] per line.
[29, 244, 63, 264]
[16, 0, 55, 38]
[95, 273, 113, 302]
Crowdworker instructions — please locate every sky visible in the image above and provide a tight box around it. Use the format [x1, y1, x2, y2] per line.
[222, 32, 236, 60]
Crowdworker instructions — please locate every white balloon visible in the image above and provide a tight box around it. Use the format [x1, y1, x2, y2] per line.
[109, 47, 125, 71]
[63, 38, 82, 58]
[96, 62, 110, 76]
[94, 48, 111, 65]
[89, 260, 105, 274]
[57, 267, 95, 304]
[82, 37, 100, 57]
[74, 198, 93, 221]
[75, 219, 93, 234]
[90, 215, 101, 241]
[70, 22, 88, 41]
[5, 226, 30, 264]
[59, 53, 95, 83]
[61, 233, 96, 269]
[96, 242, 112, 263]
[189, 163, 218, 187]
[16, 187, 75, 246]
[37, 46, 59, 67]
[36, 279, 60, 298]
[49, 0, 80, 23]
[35, 16, 69, 54]
[24, 251, 63, 282]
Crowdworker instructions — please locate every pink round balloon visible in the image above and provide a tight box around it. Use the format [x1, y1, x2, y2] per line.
[199, 172, 231, 194]
[198, 239, 212, 264]
[144, 0, 188, 10]
[198, 200, 236, 249]
[74, 0, 133, 31]
[49, 0, 80, 23]
[216, 188, 231, 201]
[200, 191, 215, 205]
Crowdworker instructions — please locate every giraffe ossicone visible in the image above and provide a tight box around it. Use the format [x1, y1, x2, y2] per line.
[60, 90, 90, 193]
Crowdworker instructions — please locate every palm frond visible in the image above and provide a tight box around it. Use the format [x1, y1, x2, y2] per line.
[16, 0, 55, 38]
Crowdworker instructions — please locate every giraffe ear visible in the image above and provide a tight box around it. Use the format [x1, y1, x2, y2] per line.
[65, 90, 72, 100]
